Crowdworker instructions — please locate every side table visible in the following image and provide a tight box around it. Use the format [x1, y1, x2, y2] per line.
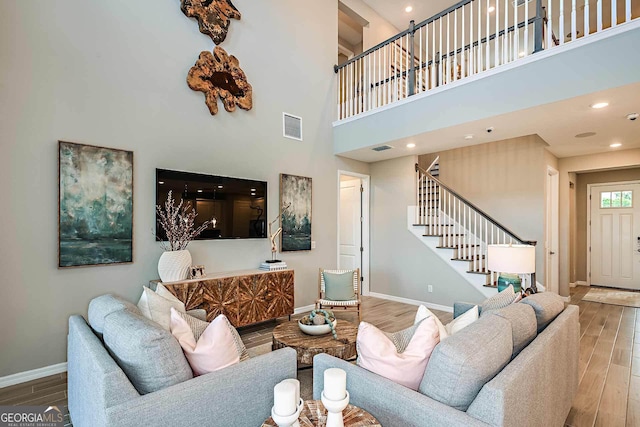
[262, 400, 380, 427]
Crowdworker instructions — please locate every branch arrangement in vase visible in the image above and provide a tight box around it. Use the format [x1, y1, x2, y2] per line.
[156, 190, 211, 251]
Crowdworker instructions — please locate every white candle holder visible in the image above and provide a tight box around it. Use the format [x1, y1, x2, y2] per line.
[321, 390, 350, 427]
[272, 398, 303, 427]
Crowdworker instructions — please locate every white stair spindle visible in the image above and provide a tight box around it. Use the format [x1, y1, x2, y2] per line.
[560, 0, 565, 44]
[446, 14, 451, 84]
[514, 0, 519, 58]
[462, 6, 466, 78]
[524, 0, 529, 55]
[626, 0, 631, 22]
[454, 9, 458, 82]
[495, 0, 499, 67]
[486, 0, 491, 69]
[419, 26, 423, 93]
[470, 2, 475, 75]
[504, 0, 508, 63]
[572, 0, 577, 40]
[597, 0, 603, 31]
[478, 0, 483, 71]
[585, 0, 590, 37]
[548, 0, 553, 49]
[405, 34, 410, 98]
[611, 0, 617, 27]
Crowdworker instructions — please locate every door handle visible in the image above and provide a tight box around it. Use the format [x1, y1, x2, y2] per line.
[549, 251, 555, 255]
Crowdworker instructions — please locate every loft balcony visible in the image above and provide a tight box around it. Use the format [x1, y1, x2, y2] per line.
[333, 0, 640, 161]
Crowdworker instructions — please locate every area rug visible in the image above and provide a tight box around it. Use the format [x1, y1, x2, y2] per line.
[247, 343, 313, 401]
[582, 287, 640, 308]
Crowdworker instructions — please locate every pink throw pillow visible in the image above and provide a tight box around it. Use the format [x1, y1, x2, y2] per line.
[170, 308, 240, 376]
[356, 316, 440, 390]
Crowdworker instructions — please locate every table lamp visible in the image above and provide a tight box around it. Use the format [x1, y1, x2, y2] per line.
[487, 244, 536, 293]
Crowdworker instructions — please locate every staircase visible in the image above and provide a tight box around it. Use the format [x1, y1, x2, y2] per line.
[410, 159, 537, 297]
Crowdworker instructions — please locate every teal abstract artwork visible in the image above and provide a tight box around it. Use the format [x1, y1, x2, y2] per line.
[58, 141, 133, 267]
[280, 174, 311, 251]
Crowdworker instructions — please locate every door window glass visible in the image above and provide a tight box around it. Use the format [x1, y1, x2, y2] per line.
[601, 190, 633, 208]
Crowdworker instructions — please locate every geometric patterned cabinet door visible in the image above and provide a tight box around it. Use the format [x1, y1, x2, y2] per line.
[157, 269, 294, 327]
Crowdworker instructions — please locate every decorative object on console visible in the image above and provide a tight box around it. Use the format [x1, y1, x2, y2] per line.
[487, 243, 536, 293]
[58, 141, 133, 268]
[260, 261, 288, 271]
[190, 265, 206, 279]
[180, 0, 241, 45]
[267, 202, 291, 262]
[187, 46, 253, 115]
[280, 174, 312, 251]
[156, 190, 211, 282]
[298, 309, 337, 338]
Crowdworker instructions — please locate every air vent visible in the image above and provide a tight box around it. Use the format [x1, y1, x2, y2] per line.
[283, 113, 303, 141]
[371, 145, 394, 152]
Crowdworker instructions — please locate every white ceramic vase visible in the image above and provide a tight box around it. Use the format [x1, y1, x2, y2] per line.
[158, 250, 192, 282]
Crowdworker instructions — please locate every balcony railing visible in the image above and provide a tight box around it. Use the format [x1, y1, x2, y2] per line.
[335, 0, 639, 121]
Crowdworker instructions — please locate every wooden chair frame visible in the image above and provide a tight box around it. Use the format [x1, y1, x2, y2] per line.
[316, 268, 362, 322]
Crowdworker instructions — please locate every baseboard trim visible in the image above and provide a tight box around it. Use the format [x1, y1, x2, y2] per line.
[369, 292, 453, 313]
[569, 282, 576, 288]
[560, 295, 571, 302]
[294, 304, 316, 315]
[576, 281, 589, 287]
[0, 362, 67, 388]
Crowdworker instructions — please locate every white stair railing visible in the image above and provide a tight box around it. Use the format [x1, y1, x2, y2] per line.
[415, 163, 537, 287]
[335, 0, 639, 121]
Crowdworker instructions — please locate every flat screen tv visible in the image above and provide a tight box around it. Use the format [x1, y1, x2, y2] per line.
[156, 169, 267, 240]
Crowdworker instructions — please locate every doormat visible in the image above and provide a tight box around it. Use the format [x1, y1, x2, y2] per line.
[582, 287, 640, 308]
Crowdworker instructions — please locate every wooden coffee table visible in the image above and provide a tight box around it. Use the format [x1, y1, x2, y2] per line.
[272, 319, 358, 366]
[262, 399, 380, 427]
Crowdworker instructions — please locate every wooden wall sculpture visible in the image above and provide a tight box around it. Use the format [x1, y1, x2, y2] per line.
[180, 0, 241, 45]
[187, 46, 253, 115]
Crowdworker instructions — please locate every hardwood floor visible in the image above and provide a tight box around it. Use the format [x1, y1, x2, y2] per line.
[1, 289, 638, 426]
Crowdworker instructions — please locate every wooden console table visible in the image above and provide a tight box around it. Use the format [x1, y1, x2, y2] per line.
[151, 269, 294, 327]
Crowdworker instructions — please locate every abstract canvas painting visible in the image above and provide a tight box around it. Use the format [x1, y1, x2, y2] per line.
[280, 174, 311, 251]
[58, 141, 133, 267]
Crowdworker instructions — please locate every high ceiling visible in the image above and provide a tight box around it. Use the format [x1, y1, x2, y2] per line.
[361, 0, 456, 31]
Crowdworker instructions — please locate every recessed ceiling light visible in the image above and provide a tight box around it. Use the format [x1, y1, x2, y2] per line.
[158, 181, 165, 185]
[406, 143, 416, 148]
[250, 188, 256, 191]
[610, 143, 622, 148]
[575, 132, 596, 138]
[218, 185, 223, 189]
[251, 192, 256, 196]
[488, 6, 495, 12]
[464, 134, 474, 140]
[197, 189, 203, 193]
[590, 102, 609, 109]
[405, 6, 413, 12]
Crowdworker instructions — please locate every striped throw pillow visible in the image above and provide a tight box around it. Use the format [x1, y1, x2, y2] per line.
[481, 285, 518, 315]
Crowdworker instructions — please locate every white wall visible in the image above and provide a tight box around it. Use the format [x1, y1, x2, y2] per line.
[369, 155, 486, 307]
[0, 0, 370, 376]
[340, 0, 400, 50]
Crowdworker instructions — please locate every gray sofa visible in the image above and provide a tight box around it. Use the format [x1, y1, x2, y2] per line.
[313, 293, 579, 427]
[68, 294, 297, 427]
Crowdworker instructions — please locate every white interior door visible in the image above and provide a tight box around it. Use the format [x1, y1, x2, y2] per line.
[339, 178, 361, 272]
[546, 167, 559, 294]
[590, 183, 640, 289]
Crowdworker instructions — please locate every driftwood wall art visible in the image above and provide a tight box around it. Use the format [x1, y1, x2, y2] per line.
[180, 0, 241, 45]
[187, 46, 253, 115]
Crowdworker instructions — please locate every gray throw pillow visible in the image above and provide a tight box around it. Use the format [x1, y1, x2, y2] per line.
[323, 271, 356, 301]
[418, 313, 513, 411]
[103, 309, 193, 395]
[480, 285, 517, 316]
[520, 292, 565, 332]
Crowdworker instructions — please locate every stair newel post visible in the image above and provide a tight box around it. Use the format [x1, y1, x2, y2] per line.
[415, 164, 420, 224]
[408, 20, 416, 96]
[534, 0, 544, 53]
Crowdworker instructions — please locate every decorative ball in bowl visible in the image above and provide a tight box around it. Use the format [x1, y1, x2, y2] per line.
[298, 311, 337, 336]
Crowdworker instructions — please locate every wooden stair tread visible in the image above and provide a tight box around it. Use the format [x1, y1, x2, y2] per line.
[451, 255, 486, 261]
[436, 244, 480, 249]
[466, 269, 491, 275]
[423, 233, 466, 237]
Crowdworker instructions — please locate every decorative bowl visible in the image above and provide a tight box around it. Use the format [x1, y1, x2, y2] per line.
[298, 318, 338, 336]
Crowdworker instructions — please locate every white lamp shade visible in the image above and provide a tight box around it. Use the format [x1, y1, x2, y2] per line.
[487, 244, 536, 274]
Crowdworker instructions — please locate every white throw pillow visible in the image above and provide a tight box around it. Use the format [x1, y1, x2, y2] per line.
[414, 305, 449, 340]
[445, 305, 479, 335]
[137, 286, 186, 331]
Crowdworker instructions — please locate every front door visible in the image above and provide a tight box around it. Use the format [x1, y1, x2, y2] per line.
[590, 183, 640, 289]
